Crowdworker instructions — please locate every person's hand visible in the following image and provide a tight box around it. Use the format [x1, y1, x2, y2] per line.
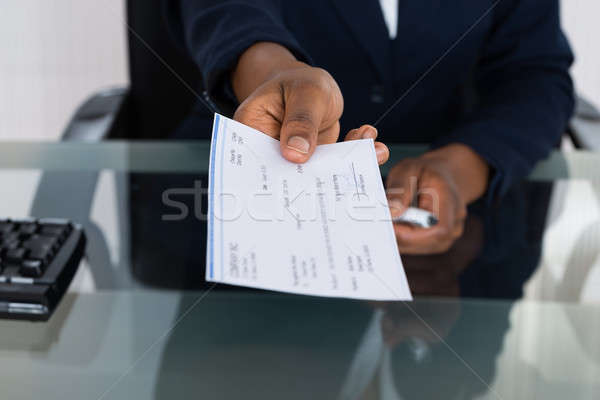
[232, 42, 343, 163]
[386, 144, 489, 254]
[343, 124, 389, 165]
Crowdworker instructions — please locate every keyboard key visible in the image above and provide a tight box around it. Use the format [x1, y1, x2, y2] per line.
[38, 218, 70, 226]
[19, 259, 44, 277]
[1, 240, 20, 253]
[40, 226, 68, 243]
[19, 223, 38, 236]
[0, 222, 14, 235]
[41, 226, 66, 236]
[28, 249, 52, 264]
[23, 235, 58, 252]
[12, 218, 36, 224]
[38, 219, 72, 236]
[5, 248, 27, 264]
[1, 232, 20, 244]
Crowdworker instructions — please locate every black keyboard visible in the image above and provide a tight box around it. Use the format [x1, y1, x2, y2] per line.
[0, 218, 86, 321]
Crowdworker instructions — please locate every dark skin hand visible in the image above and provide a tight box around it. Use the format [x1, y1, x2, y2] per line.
[232, 42, 489, 253]
[232, 41, 389, 163]
[387, 144, 489, 254]
[232, 42, 344, 162]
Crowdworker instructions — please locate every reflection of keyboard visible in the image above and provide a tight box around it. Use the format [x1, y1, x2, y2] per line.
[0, 218, 86, 321]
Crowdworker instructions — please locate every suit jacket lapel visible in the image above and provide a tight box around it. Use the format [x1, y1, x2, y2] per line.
[330, 0, 393, 83]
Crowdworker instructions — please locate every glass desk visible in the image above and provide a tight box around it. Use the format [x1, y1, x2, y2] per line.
[0, 142, 599, 399]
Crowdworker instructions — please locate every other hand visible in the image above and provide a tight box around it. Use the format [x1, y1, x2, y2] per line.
[386, 144, 489, 254]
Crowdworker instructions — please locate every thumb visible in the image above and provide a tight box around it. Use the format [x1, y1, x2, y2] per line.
[279, 86, 331, 163]
[386, 163, 421, 219]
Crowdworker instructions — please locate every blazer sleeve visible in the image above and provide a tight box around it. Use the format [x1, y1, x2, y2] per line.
[432, 0, 575, 202]
[174, 0, 312, 110]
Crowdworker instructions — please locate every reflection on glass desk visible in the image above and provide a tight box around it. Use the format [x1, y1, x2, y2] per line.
[0, 142, 599, 399]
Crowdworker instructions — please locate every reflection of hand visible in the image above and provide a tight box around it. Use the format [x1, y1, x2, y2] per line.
[379, 300, 461, 348]
[386, 144, 489, 254]
[376, 215, 484, 348]
[233, 42, 343, 163]
[403, 215, 484, 297]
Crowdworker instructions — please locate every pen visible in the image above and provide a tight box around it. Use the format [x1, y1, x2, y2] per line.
[392, 207, 438, 228]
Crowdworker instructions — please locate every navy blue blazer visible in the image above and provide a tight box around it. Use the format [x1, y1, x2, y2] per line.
[169, 0, 574, 200]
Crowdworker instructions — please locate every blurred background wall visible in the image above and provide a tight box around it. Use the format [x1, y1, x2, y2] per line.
[0, 1, 127, 140]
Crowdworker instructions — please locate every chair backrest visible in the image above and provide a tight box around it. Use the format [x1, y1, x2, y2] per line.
[124, 0, 202, 139]
[123, 1, 213, 288]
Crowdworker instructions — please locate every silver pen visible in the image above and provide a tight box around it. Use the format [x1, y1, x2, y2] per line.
[392, 207, 438, 228]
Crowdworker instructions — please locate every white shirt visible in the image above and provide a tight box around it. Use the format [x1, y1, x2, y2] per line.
[378, 0, 399, 39]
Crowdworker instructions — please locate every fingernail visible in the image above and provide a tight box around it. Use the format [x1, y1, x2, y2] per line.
[376, 146, 386, 162]
[360, 126, 377, 139]
[388, 199, 404, 217]
[287, 136, 310, 154]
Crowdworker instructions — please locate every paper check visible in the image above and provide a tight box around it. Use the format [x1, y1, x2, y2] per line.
[207, 114, 412, 301]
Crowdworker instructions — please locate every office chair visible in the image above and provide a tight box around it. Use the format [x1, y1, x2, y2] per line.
[569, 96, 600, 149]
[30, 0, 600, 291]
[30, 0, 214, 290]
